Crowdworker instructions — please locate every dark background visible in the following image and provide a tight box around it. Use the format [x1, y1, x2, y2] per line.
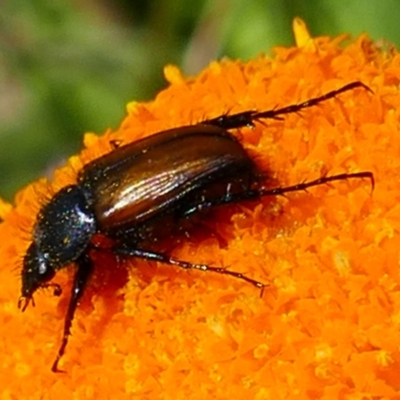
[1, 0, 398, 199]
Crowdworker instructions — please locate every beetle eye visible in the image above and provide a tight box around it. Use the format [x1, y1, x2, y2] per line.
[37, 260, 55, 282]
[38, 259, 48, 275]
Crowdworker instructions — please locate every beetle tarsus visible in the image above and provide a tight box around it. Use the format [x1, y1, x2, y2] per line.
[255, 171, 375, 199]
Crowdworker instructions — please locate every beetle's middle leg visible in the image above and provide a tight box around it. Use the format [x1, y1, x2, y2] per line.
[113, 246, 266, 290]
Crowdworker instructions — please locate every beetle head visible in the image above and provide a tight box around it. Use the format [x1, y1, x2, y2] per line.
[19, 185, 96, 311]
[19, 242, 58, 311]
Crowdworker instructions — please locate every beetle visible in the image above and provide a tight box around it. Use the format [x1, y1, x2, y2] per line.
[17, 81, 373, 372]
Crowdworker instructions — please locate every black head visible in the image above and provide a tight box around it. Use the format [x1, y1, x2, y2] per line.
[19, 185, 97, 309]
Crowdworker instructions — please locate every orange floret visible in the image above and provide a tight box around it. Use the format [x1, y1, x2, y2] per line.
[1, 20, 400, 399]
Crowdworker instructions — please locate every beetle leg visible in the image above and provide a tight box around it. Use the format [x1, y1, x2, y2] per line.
[240, 171, 374, 200]
[114, 246, 266, 289]
[51, 253, 94, 373]
[203, 81, 371, 130]
[181, 172, 373, 214]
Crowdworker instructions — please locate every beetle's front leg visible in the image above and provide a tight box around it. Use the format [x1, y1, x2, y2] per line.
[51, 253, 94, 373]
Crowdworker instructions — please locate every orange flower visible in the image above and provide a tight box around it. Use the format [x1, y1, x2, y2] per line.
[1, 19, 400, 398]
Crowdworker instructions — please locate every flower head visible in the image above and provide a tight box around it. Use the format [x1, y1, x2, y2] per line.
[0, 20, 399, 399]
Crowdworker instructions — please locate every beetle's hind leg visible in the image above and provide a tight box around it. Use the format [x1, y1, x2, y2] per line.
[114, 246, 266, 290]
[202, 81, 371, 130]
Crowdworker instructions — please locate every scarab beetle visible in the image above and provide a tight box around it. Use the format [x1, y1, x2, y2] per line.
[18, 81, 373, 372]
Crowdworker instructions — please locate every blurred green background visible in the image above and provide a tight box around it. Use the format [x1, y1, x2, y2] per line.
[1, 0, 399, 200]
